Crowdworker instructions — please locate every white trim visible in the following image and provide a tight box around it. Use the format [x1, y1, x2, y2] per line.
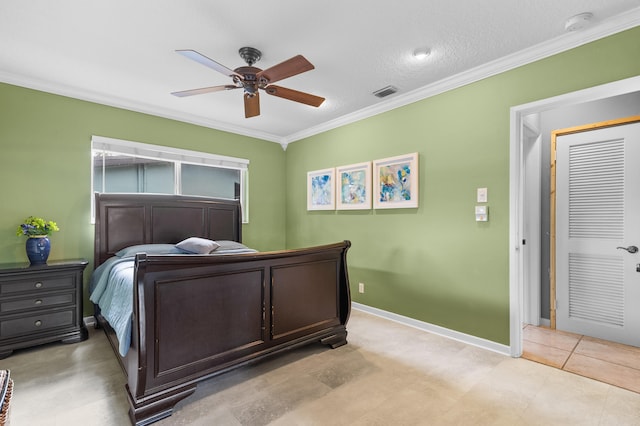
[509, 75, 640, 358]
[0, 70, 284, 144]
[284, 9, 640, 144]
[509, 105, 524, 357]
[523, 129, 542, 327]
[91, 135, 249, 169]
[241, 168, 249, 223]
[352, 302, 510, 356]
[90, 304, 511, 356]
[2, 9, 638, 145]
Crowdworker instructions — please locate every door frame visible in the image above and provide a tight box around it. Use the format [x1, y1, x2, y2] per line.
[508, 75, 640, 357]
[522, 119, 542, 327]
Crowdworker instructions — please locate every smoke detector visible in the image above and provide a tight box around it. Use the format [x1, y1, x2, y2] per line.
[565, 12, 593, 32]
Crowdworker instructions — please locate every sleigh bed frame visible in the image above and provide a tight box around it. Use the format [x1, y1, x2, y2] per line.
[92, 193, 351, 425]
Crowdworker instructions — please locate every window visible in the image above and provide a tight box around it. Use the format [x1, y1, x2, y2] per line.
[91, 136, 249, 222]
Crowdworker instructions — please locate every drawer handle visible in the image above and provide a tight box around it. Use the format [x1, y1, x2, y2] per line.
[34, 282, 43, 289]
[34, 320, 42, 327]
[34, 299, 43, 305]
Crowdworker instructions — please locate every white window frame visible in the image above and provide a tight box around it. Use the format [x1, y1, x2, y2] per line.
[91, 135, 249, 223]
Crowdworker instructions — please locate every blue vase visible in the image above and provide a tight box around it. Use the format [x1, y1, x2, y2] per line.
[26, 236, 50, 265]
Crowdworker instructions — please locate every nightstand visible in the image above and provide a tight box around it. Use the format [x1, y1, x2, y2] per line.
[0, 260, 88, 359]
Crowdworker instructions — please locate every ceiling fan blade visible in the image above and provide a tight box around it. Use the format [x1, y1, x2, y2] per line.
[257, 55, 314, 84]
[264, 85, 325, 107]
[176, 49, 243, 79]
[171, 85, 239, 97]
[244, 93, 260, 118]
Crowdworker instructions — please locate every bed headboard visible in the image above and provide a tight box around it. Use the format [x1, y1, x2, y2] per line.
[94, 193, 242, 267]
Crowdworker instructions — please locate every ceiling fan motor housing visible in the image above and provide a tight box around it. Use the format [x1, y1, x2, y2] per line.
[234, 66, 262, 94]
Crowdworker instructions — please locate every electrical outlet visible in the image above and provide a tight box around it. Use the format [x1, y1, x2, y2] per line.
[358, 282, 365, 293]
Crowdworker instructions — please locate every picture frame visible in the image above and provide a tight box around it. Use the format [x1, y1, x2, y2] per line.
[373, 152, 419, 209]
[336, 162, 372, 210]
[307, 168, 335, 210]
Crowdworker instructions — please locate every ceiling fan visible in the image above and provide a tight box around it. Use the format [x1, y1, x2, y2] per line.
[171, 47, 325, 118]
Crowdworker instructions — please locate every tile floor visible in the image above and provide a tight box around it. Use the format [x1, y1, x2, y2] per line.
[2, 310, 640, 425]
[522, 324, 640, 394]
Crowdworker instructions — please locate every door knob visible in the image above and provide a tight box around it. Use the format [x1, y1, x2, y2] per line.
[617, 245, 639, 254]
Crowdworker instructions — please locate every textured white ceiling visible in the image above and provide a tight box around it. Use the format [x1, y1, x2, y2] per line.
[1, 1, 639, 145]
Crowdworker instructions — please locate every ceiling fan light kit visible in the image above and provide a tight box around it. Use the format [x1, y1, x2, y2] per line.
[172, 46, 325, 118]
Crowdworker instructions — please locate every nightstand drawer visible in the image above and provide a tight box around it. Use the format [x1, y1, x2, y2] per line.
[1, 310, 74, 338]
[0, 260, 88, 358]
[0, 275, 74, 295]
[0, 292, 74, 314]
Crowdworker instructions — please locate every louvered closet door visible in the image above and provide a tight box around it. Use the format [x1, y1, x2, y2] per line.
[556, 121, 640, 346]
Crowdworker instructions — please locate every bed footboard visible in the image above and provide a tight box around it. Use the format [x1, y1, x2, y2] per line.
[122, 240, 351, 425]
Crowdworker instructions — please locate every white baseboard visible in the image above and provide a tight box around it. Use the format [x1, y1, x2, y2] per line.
[352, 302, 511, 356]
[85, 307, 511, 356]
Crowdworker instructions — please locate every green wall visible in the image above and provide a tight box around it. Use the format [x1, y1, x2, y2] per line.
[0, 84, 287, 312]
[1, 27, 638, 343]
[285, 27, 640, 345]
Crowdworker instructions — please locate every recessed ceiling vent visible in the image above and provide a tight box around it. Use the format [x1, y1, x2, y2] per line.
[373, 85, 398, 98]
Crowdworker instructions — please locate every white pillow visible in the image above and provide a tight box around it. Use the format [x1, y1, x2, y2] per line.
[176, 237, 220, 254]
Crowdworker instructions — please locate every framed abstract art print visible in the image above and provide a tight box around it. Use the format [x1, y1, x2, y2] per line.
[373, 152, 419, 209]
[307, 168, 335, 210]
[336, 162, 372, 210]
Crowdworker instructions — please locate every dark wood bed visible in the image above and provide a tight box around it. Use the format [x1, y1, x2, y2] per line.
[92, 193, 351, 425]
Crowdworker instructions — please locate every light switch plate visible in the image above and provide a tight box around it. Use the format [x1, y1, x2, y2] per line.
[477, 187, 488, 203]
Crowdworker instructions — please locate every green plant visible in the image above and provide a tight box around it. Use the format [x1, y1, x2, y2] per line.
[16, 216, 60, 237]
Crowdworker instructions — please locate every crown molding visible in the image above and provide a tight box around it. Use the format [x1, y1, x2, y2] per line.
[0, 71, 283, 144]
[284, 8, 640, 144]
[2, 8, 638, 147]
